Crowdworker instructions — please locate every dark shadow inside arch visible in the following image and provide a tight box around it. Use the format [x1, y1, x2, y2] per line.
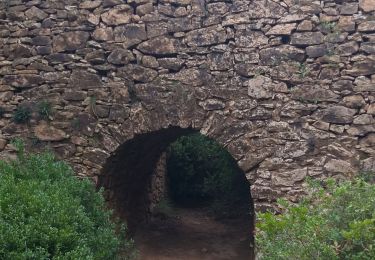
[98, 127, 255, 259]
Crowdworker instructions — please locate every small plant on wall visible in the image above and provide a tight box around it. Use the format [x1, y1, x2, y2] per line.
[297, 62, 311, 78]
[13, 105, 32, 124]
[37, 100, 53, 120]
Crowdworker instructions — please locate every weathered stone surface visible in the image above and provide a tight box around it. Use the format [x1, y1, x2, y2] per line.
[69, 70, 102, 89]
[360, 43, 375, 54]
[64, 91, 87, 101]
[53, 32, 90, 52]
[292, 85, 339, 102]
[306, 45, 327, 58]
[3, 74, 44, 88]
[136, 3, 154, 16]
[121, 65, 157, 83]
[158, 58, 184, 71]
[337, 16, 355, 32]
[0, 139, 7, 151]
[185, 25, 227, 47]
[290, 32, 324, 46]
[32, 36, 51, 46]
[266, 23, 296, 35]
[46, 53, 73, 63]
[358, 21, 375, 32]
[359, 0, 375, 12]
[36, 46, 52, 55]
[279, 14, 307, 23]
[0, 91, 13, 102]
[353, 114, 374, 125]
[348, 125, 375, 136]
[35, 123, 68, 141]
[103, 0, 123, 8]
[6, 44, 33, 59]
[361, 158, 375, 172]
[114, 24, 147, 46]
[245, 76, 274, 99]
[109, 82, 130, 103]
[142, 56, 159, 69]
[101, 5, 133, 25]
[297, 20, 313, 31]
[345, 60, 375, 76]
[340, 3, 358, 14]
[137, 37, 182, 55]
[93, 28, 114, 41]
[236, 30, 268, 48]
[25, 6, 48, 21]
[343, 95, 366, 109]
[354, 76, 375, 92]
[259, 46, 305, 65]
[80, 0, 102, 9]
[336, 41, 359, 56]
[272, 168, 307, 187]
[199, 99, 225, 111]
[108, 49, 135, 65]
[324, 159, 355, 174]
[367, 103, 375, 115]
[321, 106, 357, 124]
[86, 50, 106, 65]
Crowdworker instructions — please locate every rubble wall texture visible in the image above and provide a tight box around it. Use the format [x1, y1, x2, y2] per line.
[0, 0, 375, 212]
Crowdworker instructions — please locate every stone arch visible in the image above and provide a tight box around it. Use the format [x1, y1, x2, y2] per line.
[98, 123, 256, 230]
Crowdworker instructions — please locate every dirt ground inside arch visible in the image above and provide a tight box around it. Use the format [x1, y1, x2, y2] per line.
[134, 207, 253, 260]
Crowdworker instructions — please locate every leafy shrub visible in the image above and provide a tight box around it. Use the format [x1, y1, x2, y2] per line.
[13, 105, 32, 124]
[37, 100, 53, 120]
[167, 134, 250, 216]
[0, 141, 135, 259]
[256, 178, 375, 260]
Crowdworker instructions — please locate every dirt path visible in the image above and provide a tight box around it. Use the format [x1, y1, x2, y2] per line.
[134, 207, 253, 260]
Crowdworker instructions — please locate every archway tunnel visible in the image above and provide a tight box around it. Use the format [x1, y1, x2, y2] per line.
[98, 127, 255, 259]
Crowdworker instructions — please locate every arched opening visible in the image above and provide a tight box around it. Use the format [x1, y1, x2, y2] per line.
[99, 127, 254, 259]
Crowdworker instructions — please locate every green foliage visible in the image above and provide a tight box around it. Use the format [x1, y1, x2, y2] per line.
[13, 105, 32, 124]
[167, 134, 249, 216]
[0, 146, 135, 259]
[256, 178, 375, 260]
[37, 100, 53, 120]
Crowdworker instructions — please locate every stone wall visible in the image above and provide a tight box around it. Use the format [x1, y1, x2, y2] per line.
[148, 152, 167, 214]
[0, 0, 374, 213]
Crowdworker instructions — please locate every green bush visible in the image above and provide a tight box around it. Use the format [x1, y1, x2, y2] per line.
[167, 133, 250, 216]
[0, 141, 135, 259]
[256, 178, 375, 260]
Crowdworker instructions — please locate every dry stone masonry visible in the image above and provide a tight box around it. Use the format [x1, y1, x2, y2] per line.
[0, 0, 374, 214]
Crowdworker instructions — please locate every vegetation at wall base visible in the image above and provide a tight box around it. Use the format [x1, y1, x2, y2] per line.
[0, 140, 135, 260]
[256, 177, 375, 260]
